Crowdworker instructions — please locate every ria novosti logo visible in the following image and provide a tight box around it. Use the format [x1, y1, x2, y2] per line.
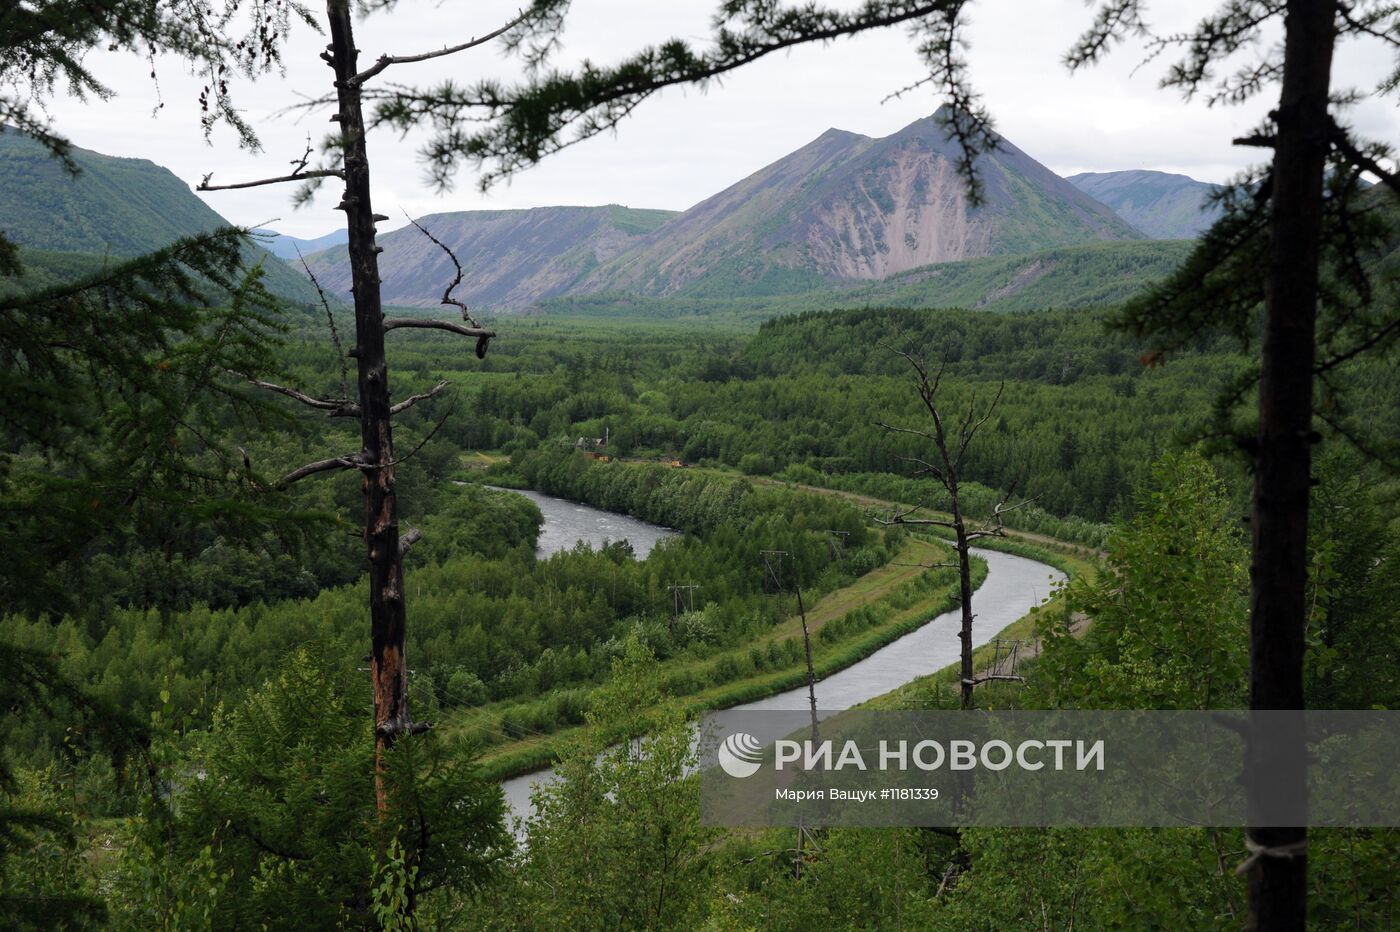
[718, 732, 764, 778]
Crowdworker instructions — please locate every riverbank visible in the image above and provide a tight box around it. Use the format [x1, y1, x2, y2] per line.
[467, 532, 976, 781]
[452, 472, 1089, 784]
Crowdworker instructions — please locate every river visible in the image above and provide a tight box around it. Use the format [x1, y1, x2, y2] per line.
[488, 486, 676, 560]
[488, 488, 1066, 825]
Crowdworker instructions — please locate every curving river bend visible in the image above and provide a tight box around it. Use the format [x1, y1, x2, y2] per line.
[489, 488, 1065, 824]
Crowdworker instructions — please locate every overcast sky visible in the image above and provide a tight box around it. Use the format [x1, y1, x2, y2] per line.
[40, 1, 1400, 237]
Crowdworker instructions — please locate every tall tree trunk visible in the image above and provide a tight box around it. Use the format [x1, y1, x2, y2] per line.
[326, 0, 411, 812]
[1247, 2, 1335, 928]
[949, 485, 974, 710]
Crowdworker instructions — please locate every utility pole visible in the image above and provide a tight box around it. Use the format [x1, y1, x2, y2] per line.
[760, 549, 787, 592]
[666, 583, 699, 623]
[821, 530, 849, 561]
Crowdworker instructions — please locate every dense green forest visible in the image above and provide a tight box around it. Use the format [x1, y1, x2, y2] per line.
[7, 0, 1400, 926]
[6, 285, 1399, 925]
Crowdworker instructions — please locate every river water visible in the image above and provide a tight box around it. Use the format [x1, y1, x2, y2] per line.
[489, 488, 1065, 825]
[488, 486, 676, 560]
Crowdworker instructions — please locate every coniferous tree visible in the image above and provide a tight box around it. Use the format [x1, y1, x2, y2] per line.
[0, 229, 298, 615]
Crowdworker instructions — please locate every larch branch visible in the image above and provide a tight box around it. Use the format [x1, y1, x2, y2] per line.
[351, 9, 533, 85]
[1328, 119, 1400, 198]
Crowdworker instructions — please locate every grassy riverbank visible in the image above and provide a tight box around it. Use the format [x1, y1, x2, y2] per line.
[469, 533, 981, 780]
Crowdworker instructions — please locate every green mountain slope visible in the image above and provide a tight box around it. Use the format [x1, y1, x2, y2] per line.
[841, 239, 1194, 311]
[0, 129, 324, 305]
[540, 239, 1194, 321]
[1067, 170, 1221, 239]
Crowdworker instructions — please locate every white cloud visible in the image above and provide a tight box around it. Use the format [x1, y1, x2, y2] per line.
[37, 0, 1400, 237]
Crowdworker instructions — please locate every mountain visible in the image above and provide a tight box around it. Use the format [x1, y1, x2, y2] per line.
[837, 239, 1192, 312]
[0, 129, 323, 304]
[582, 110, 1144, 300]
[1067, 170, 1221, 239]
[255, 228, 349, 261]
[304, 109, 1144, 312]
[302, 205, 678, 309]
[542, 240, 1194, 320]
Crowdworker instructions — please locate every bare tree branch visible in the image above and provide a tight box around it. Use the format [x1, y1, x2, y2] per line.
[232, 371, 358, 416]
[967, 673, 1025, 685]
[399, 527, 423, 556]
[381, 317, 496, 359]
[965, 491, 1039, 541]
[198, 169, 343, 191]
[391, 379, 451, 416]
[380, 318, 493, 339]
[957, 380, 1005, 464]
[404, 213, 485, 329]
[293, 244, 350, 399]
[1233, 132, 1275, 148]
[870, 502, 957, 529]
[876, 420, 941, 444]
[276, 452, 363, 489]
[351, 9, 534, 85]
[200, 137, 345, 191]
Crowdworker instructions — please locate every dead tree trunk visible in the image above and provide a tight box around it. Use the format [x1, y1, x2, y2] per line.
[1245, 2, 1334, 928]
[202, 2, 503, 825]
[876, 348, 1027, 710]
[948, 488, 975, 710]
[324, 0, 412, 810]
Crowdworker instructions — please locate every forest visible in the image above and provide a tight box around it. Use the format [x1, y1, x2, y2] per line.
[6, 293, 1400, 926]
[5, 0, 1400, 930]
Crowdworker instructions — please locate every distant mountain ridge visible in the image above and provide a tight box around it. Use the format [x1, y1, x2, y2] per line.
[303, 205, 678, 309]
[306, 108, 1145, 311]
[0, 121, 1206, 317]
[255, 228, 348, 261]
[0, 129, 323, 305]
[1067, 170, 1221, 239]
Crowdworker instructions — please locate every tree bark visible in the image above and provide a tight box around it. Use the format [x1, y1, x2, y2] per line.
[326, 0, 412, 813]
[949, 485, 974, 710]
[1247, 2, 1335, 929]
